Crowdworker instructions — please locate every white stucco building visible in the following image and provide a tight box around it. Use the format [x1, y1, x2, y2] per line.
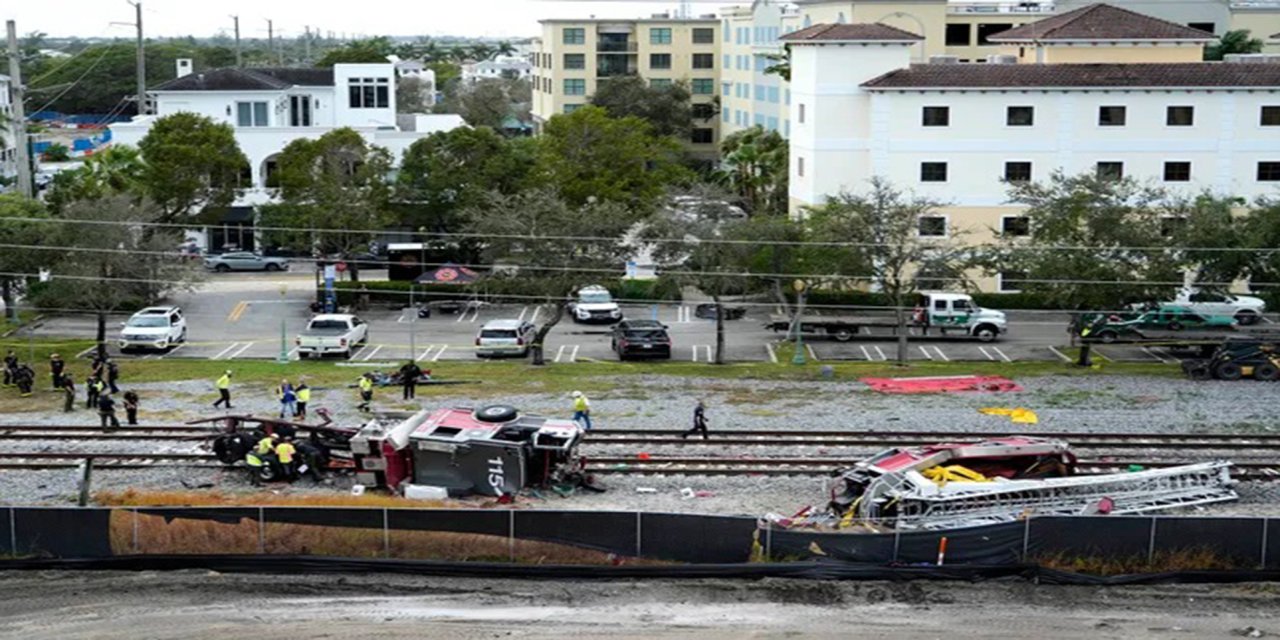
[784, 16, 1280, 291]
[463, 55, 534, 83]
[0, 73, 16, 190]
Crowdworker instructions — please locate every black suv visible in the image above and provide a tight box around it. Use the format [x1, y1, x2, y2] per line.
[611, 320, 672, 360]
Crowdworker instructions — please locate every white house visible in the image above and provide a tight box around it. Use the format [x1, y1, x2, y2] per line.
[783, 18, 1280, 291]
[463, 55, 533, 83]
[109, 60, 465, 251]
[0, 73, 17, 190]
[390, 55, 438, 107]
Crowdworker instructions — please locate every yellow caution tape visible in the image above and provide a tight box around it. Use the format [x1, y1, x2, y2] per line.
[923, 464, 991, 485]
[978, 407, 1039, 424]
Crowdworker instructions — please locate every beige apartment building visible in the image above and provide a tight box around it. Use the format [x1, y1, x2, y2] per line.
[530, 16, 721, 156]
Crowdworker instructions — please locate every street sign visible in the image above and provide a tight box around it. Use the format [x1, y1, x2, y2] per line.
[335, 262, 348, 273]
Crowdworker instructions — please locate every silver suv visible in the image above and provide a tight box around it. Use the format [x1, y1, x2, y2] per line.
[119, 307, 187, 351]
[475, 320, 536, 358]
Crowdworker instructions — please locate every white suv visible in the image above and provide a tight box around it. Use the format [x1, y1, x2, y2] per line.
[568, 285, 623, 324]
[119, 307, 187, 351]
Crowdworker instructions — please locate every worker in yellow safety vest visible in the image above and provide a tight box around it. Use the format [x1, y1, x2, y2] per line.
[571, 390, 592, 431]
[213, 370, 233, 409]
[356, 374, 374, 412]
[274, 436, 298, 480]
[295, 380, 311, 419]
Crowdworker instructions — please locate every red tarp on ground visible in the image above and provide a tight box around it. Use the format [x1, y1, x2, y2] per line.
[860, 375, 1022, 394]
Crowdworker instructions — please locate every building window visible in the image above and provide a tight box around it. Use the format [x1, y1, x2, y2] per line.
[691, 79, 715, 95]
[1258, 162, 1280, 181]
[1007, 106, 1034, 126]
[1098, 106, 1126, 126]
[692, 53, 715, 69]
[650, 28, 672, 44]
[998, 271, 1027, 293]
[564, 53, 585, 70]
[945, 23, 970, 46]
[692, 103, 715, 119]
[798, 157, 804, 177]
[1001, 216, 1030, 237]
[564, 104, 582, 114]
[691, 128, 714, 144]
[1167, 106, 1194, 126]
[649, 53, 672, 69]
[236, 101, 269, 127]
[348, 77, 389, 109]
[1004, 161, 1032, 183]
[692, 27, 714, 44]
[563, 28, 585, 45]
[564, 79, 586, 95]
[1164, 161, 1192, 182]
[1188, 22, 1215, 34]
[650, 78, 673, 89]
[723, 109, 730, 123]
[1262, 106, 1280, 126]
[1096, 161, 1124, 180]
[977, 23, 1013, 45]
[799, 103, 805, 124]
[918, 216, 948, 237]
[920, 162, 948, 182]
[922, 106, 950, 127]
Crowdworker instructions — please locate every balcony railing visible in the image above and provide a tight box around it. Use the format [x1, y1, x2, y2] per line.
[949, 2, 1055, 14]
[597, 41, 638, 53]
[596, 67, 638, 78]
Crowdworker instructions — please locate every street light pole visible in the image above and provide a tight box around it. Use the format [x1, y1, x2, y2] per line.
[791, 279, 807, 365]
[276, 284, 290, 363]
[409, 285, 416, 360]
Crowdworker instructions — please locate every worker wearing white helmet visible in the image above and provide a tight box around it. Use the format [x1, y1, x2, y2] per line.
[571, 390, 592, 431]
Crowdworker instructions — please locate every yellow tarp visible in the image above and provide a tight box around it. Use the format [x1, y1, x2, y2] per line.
[978, 407, 1039, 424]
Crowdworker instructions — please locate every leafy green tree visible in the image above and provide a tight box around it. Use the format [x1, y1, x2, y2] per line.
[45, 146, 146, 213]
[35, 195, 201, 360]
[429, 61, 462, 88]
[396, 127, 535, 226]
[1241, 198, 1280, 306]
[537, 105, 689, 209]
[397, 76, 433, 114]
[0, 195, 56, 322]
[804, 178, 968, 363]
[1164, 193, 1251, 289]
[259, 128, 393, 282]
[42, 143, 70, 162]
[762, 48, 791, 82]
[462, 188, 647, 365]
[315, 37, 393, 66]
[1204, 29, 1264, 61]
[136, 113, 247, 222]
[717, 126, 789, 217]
[589, 76, 693, 138]
[438, 78, 528, 130]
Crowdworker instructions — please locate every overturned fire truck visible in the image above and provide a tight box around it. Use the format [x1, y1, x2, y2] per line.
[778, 437, 1237, 531]
[350, 405, 591, 496]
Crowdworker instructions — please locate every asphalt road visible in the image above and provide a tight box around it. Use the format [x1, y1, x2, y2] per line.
[16, 271, 1253, 365]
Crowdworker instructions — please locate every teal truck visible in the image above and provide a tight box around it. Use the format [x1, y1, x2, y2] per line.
[766, 292, 1008, 342]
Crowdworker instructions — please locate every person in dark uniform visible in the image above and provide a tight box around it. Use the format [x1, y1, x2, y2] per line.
[398, 360, 422, 400]
[3, 350, 17, 387]
[61, 374, 76, 413]
[14, 364, 34, 397]
[682, 399, 710, 440]
[49, 354, 65, 390]
[86, 375, 102, 409]
[106, 359, 121, 394]
[123, 390, 140, 425]
[98, 393, 121, 430]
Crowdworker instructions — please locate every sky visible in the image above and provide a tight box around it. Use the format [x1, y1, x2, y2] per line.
[3, 0, 728, 40]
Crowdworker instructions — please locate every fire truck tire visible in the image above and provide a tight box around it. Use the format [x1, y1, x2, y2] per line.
[1254, 362, 1279, 382]
[258, 463, 281, 483]
[212, 436, 237, 465]
[475, 405, 519, 423]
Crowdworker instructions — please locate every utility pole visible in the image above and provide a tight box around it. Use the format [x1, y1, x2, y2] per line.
[5, 21, 32, 198]
[267, 19, 275, 65]
[231, 15, 241, 67]
[304, 26, 311, 64]
[126, 1, 146, 115]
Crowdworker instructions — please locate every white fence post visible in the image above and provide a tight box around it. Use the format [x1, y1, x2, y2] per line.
[1261, 518, 1270, 570]
[1022, 517, 1031, 562]
[508, 510, 515, 563]
[1147, 517, 1158, 563]
[635, 512, 642, 558]
[8, 508, 15, 556]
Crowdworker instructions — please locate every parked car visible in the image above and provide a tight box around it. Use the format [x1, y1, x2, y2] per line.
[118, 306, 187, 351]
[568, 285, 623, 324]
[1083, 305, 1236, 343]
[296, 314, 368, 359]
[204, 252, 290, 272]
[694, 303, 746, 320]
[1174, 288, 1266, 326]
[475, 320, 537, 358]
[611, 319, 672, 360]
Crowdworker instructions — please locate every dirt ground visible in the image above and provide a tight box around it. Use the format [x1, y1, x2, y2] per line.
[0, 570, 1277, 639]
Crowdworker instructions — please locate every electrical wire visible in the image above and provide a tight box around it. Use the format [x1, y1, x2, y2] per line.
[24, 45, 117, 118]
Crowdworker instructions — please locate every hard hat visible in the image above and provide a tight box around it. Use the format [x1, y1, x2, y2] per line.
[572, 390, 582, 397]
[225, 370, 232, 375]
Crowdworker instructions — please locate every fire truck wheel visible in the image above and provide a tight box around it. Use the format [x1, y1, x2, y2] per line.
[475, 405, 519, 423]
[212, 436, 238, 465]
[258, 463, 281, 483]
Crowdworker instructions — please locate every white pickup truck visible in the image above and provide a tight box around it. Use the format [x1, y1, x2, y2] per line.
[296, 314, 368, 359]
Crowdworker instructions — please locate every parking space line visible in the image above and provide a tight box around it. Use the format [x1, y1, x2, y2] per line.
[75, 346, 96, 359]
[530, 307, 541, 324]
[932, 346, 950, 362]
[166, 344, 185, 358]
[554, 345, 568, 363]
[990, 346, 1011, 363]
[349, 344, 367, 360]
[227, 301, 249, 323]
[1263, 316, 1275, 325]
[1140, 347, 1171, 364]
[918, 346, 934, 361]
[432, 345, 448, 362]
[416, 346, 436, 362]
[570, 345, 579, 362]
[1092, 349, 1113, 362]
[874, 346, 887, 361]
[287, 347, 298, 359]
[212, 343, 240, 360]
[765, 343, 778, 364]
[516, 306, 528, 322]
[1047, 346, 1072, 363]
[227, 342, 254, 360]
[859, 345, 872, 361]
[396, 310, 411, 324]
[361, 345, 384, 361]
[806, 345, 818, 361]
[979, 346, 996, 361]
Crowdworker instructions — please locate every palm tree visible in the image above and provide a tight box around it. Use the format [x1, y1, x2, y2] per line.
[496, 41, 516, 57]
[716, 126, 789, 217]
[469, 43, 494, 61]
[1205, 29, 1263, 61]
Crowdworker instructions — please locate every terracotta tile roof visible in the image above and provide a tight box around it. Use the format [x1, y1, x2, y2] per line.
[779, 23, 923, 43]
[153, 67, 335, 91]
[862, 62, 1280, 89]
[988, 4, 1215, 42]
